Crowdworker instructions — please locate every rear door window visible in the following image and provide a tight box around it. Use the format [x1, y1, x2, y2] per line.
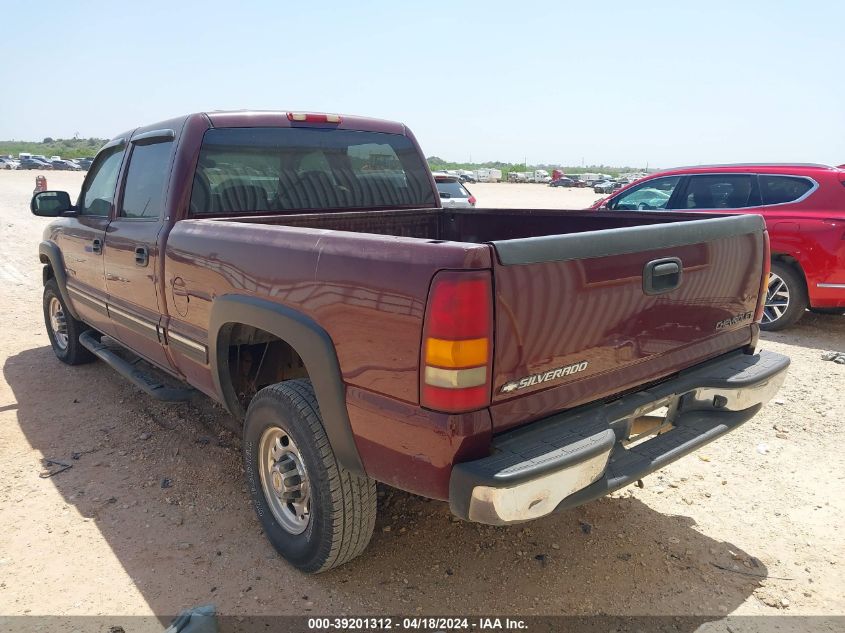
[190, 127, 436, 215]
[675, 174, 760, 209]
[759, 175, 814, 205]
[120, 140, 174, 219]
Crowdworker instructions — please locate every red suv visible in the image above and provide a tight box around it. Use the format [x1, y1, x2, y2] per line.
[592, 163, 845, 330]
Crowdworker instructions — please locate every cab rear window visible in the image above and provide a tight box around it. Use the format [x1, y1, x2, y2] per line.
[190, 127, 436, 215]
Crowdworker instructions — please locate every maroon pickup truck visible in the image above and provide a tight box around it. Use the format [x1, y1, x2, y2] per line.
[31, 111, 789, 573]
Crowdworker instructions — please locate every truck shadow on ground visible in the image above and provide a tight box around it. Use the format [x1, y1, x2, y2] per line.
[5, 345, 773, 622]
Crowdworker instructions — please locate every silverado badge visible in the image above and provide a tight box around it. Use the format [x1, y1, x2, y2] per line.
[500, 361, 589, 394]
[715, 311, 753, 330]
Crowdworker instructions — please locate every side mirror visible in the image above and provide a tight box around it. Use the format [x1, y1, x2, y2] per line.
[31, 191, 73, 217]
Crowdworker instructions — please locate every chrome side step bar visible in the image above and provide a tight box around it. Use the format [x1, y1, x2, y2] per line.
[79, 331, 197, 403]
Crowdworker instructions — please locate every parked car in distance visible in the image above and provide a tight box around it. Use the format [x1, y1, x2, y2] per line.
[50, 159, 82, 171]
[0, 157, 19, 170]
[592, 163, 845, 330]
[19, 157, 53, 170]
[549, 177, 575, 187]
[435, 174, 477, 208]
[74, 158, 93, 170]
[593, 180, 622, 194]
[31, 111, 787, 573]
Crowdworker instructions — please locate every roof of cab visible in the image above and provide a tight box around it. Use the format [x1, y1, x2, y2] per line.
[109, 110, 409, 144]
[202, 110, 407, 135]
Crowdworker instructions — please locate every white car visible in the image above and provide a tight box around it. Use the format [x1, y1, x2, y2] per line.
[435, 175, 477, 209]
[0, 157, 19, 170]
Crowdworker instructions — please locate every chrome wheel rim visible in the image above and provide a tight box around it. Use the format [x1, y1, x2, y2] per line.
[49, 297, 69, 350]
[258, 426, 311, 534]
[762, 272, 790, 324]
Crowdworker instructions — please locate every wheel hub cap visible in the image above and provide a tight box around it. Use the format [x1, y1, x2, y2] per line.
[258, 427, 311, 534]
[49, 297, 69, 350]
[762, 272, 790, 324]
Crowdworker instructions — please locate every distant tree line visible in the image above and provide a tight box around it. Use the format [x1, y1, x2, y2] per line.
[0, 137, 107, 159]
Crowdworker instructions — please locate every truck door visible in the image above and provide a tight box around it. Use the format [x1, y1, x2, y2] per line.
[103, 131, 176, 371]
[60, 139, 126, 336]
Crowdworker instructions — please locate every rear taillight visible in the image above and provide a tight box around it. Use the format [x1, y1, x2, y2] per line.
[754, 230, 771, 323]
[421, 270, 493, 413]
[468, 195, 477, 206]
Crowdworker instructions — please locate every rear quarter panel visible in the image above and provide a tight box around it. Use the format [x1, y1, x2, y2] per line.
[163, 220, 491, 403]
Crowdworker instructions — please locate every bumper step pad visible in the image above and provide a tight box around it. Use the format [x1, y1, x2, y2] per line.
[450, 350, 790, 523]
[559, 408, 754, 511]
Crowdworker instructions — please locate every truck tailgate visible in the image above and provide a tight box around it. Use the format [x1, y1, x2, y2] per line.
[489, 214, 766, 432]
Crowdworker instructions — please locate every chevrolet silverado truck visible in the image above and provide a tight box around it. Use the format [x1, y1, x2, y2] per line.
[31, 111, 789, 573]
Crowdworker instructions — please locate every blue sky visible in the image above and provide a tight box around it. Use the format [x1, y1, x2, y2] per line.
[2, 1, 843, 167]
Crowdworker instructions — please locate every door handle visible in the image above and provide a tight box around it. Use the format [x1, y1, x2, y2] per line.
[643, 257, 682, 295]
[134, 246, 149, 267]
[92, 238, 102, 254]
[653, 262, 680, 277]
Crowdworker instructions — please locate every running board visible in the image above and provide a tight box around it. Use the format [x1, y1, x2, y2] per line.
[79, 331, 197, 402]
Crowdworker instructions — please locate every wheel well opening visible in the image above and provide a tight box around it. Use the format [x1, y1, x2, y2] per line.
[220, 324, 308, 415]
[41, 259, 54, 285]
[771, 254, 808, 287]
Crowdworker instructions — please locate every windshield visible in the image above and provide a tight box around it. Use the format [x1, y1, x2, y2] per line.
[190, 127, 436, 215]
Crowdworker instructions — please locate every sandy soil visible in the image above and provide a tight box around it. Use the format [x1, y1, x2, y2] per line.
[0, 171, 843, 619]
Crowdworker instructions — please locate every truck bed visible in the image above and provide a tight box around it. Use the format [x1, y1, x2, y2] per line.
[172, 207, 766, 436]
[219, 207, 733, 244]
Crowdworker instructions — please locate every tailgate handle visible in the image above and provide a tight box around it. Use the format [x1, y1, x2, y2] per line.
[643, 257, 682, 295]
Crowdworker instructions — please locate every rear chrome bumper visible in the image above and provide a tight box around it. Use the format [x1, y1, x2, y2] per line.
[449, 349, 789, 525]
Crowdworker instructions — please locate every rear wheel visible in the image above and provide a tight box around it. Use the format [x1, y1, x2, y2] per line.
[760, 262, 808, 331]
[243, 379, 376, 573]
[43, 279, 95, 365]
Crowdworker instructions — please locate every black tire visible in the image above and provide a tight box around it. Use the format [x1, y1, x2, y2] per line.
[243, 379, 376, 573]
[760, 261, 808, 331]
[43, 278, 95, 365]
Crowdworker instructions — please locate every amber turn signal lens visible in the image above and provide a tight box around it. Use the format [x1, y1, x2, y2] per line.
[425, 337, 488, 369]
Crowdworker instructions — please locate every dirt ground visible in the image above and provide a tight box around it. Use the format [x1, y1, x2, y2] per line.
[0, 171, 843, 620]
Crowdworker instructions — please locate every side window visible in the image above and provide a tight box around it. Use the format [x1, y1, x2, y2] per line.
[608, 176, 680, 210]
[677, 175, 760, 210]
[120, 140, 174, 219]
[79, 147, 124, 216]
[759, 175, 814, 205]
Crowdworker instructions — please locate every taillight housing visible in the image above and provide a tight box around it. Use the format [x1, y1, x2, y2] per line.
[420, 270, 493, 413]
[286, 112, 342, 124]
[468, 195, 477, 206]
[753, 230, 771, 323]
